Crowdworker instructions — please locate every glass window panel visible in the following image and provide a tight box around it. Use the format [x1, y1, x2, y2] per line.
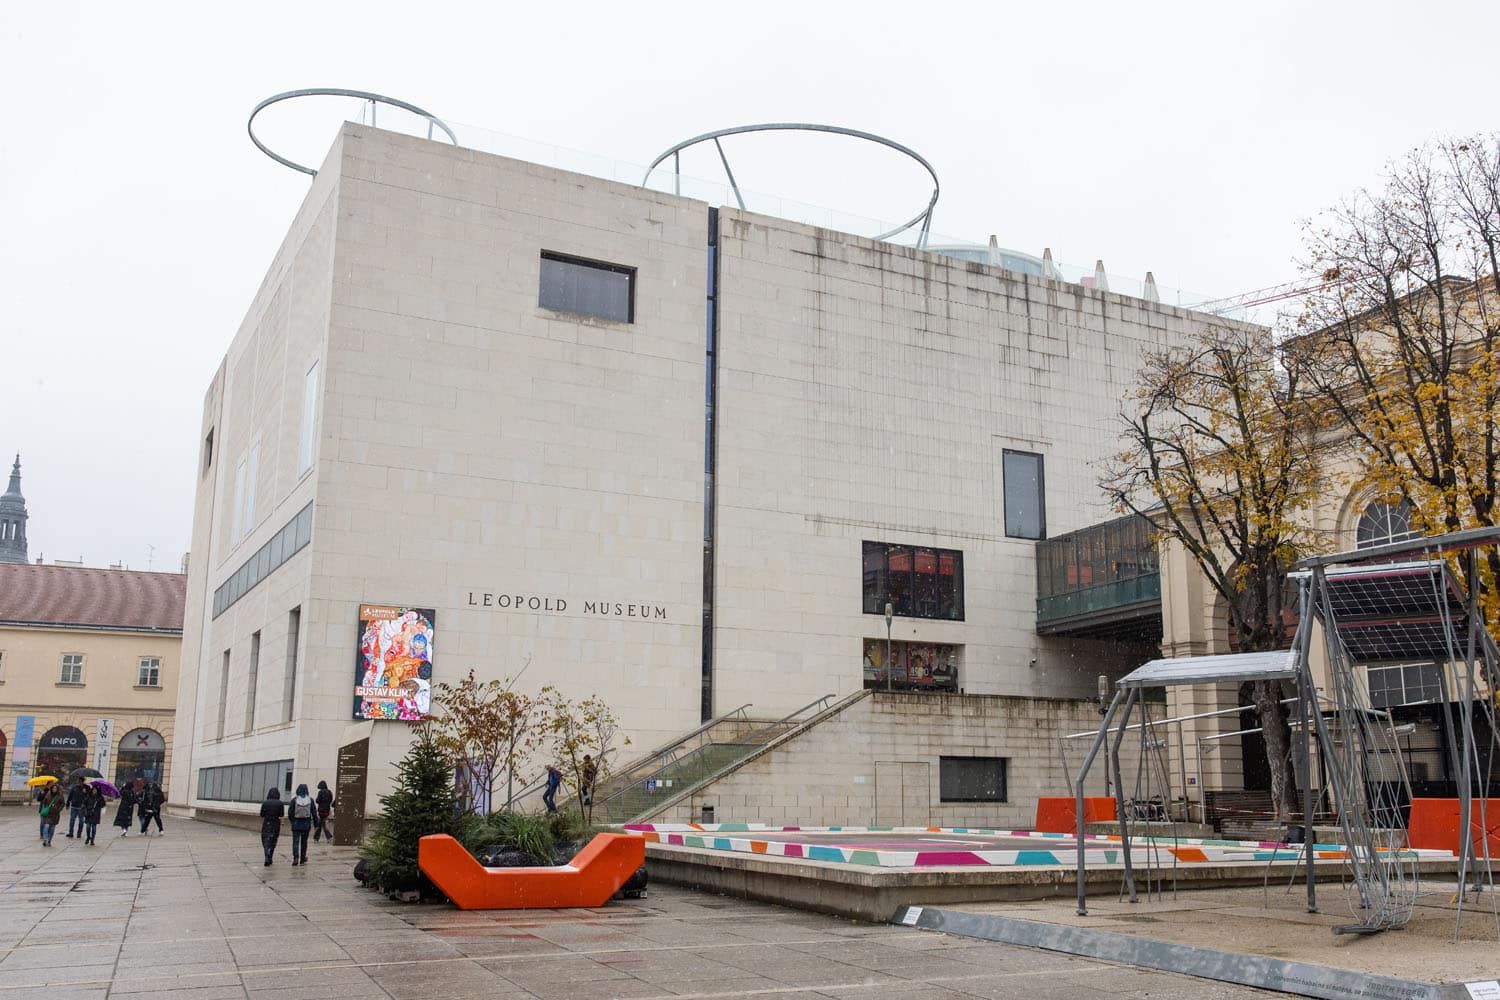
[886, 547, 913, 616]
[1003, 450, 1046, 539]
[539, 253, 634, 323]
[940, 756, 1008, 802]
[862, 543, 885, 614]
[295, 506, 313, 548]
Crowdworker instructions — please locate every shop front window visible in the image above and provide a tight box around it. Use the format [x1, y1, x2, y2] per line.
[863, 639, 961, 692]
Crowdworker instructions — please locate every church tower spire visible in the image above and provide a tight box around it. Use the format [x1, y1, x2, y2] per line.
[0, 453, 29, 564]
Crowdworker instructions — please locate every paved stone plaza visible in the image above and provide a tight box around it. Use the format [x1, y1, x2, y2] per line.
[0, 807, 1282, 999]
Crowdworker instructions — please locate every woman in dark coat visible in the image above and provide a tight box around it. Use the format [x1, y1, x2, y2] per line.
[82, 785, 104, 845]
[259, 788, 284, 866]
[112, 783, 136, 837]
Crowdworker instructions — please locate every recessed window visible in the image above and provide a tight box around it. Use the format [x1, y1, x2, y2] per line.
[1366, 661, 1443, 708]
[940, 756, 1008, 802]
[1356, 499, 1419, 549]
[59, 653, 84, 685]
[297, 360, 319, 476]
[539, 251, 634, 323]
[863, 639, 960, 692]
[1003, 449, 1046, 539]
[862, 541, 964, 621]
[197, 758, 294, 803]
[245, 632, 261, 733]
[202, 429, 214, 477]
[137, 656, 161, 688]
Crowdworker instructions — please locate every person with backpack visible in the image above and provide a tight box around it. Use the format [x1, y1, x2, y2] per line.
[138, 783, 165, 835]
[259, 788, 284, 866]
[312, 780, 335, 842]
[82, 784, 104, 845]
[287, 783, 316, 866]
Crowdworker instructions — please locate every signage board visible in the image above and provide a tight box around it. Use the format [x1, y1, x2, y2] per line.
[353, 604, 435, 721]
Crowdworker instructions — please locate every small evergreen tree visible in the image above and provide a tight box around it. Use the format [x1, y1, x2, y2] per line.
[360, 723, 479, 896]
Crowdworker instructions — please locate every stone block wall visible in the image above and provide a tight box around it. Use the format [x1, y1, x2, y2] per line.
[658, 691, 1137, 829]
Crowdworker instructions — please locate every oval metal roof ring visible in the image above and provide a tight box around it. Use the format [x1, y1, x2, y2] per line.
[248, 89, 458, 177]
[643, 123, 940, 247]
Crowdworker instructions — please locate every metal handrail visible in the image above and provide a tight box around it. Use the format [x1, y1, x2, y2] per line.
[740, 694, 836, 743]
[507, 703, 756, 810]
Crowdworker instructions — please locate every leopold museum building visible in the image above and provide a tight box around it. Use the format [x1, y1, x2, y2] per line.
[172, 116, 1236, 832]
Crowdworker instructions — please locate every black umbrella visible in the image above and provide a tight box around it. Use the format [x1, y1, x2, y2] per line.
[66, 767, 103, 783]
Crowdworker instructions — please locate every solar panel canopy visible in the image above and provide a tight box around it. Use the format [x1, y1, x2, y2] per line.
[1118, 650, 1299, 688]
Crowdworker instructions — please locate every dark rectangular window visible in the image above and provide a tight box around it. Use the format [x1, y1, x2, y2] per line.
[539, 251, 634, 323]
[196, 758, 294, 803]
[862, 541, 964, 621]
[202, 429, 214, 477]
[212, 501, 314, 620]
[940, 756, 1007, 802]
[1003, 450, 1046, 539]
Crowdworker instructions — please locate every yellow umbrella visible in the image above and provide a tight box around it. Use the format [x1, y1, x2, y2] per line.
[26, 775, 58, 787]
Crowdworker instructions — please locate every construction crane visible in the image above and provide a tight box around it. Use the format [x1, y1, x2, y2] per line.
[1185, 271, 1349, 318]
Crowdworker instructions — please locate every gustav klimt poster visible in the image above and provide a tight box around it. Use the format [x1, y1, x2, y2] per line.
[354, 604, 435, 720]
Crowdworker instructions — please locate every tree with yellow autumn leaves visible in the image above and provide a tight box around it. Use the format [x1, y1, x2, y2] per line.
[1107, 134, 1500, 819]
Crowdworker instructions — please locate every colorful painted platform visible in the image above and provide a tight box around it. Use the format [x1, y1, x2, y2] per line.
[624, 823, 1451, 869]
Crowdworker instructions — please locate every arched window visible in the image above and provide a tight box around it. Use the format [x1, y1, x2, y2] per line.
[35, 725, 89, 781]
[116, 728, 166, 787]
[1356, 499, 1419, 549]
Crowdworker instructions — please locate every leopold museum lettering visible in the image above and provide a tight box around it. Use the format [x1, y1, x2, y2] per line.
[466, 592, 668, 620]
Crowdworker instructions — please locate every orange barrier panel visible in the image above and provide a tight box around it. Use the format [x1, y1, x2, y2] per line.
[1034, 796, 1117, 833]
[418, 832, 645, 910]
[1407, 798, 1500, 858]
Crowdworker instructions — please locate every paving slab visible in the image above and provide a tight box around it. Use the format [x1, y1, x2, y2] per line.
[0, 804, 1286, 998]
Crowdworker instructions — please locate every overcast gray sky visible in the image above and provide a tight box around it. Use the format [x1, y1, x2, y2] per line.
[3, 1, 1497, 570]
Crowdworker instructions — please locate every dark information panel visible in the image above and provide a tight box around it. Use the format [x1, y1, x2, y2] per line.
[335, 738, 369, 846]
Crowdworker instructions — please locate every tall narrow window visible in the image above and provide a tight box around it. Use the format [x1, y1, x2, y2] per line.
[297, 361, 319, 476]
[1002, 449, 1046, 539]
[245, 631, 261, 733]
[231, 458, 246, 541]
[242, 443, 259, 538]
[202, 429, 214, 477]
[539, 252, 635, 322]
[283, 608, 301, 724]
[217, 650, 231, 740]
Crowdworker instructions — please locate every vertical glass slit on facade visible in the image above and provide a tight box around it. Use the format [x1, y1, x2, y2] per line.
[701, 209, 719, 722]
[212, 502, 313, 619]
[861, 541, 964, 621]
[1002, 449, 1046, 539]
[538, 251, 635, 323]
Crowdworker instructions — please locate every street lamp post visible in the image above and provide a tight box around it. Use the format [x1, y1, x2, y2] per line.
[884, 601, 894, 693]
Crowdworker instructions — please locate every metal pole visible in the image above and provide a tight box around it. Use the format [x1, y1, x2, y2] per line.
[1293, 576, 1318, 912]
[1111, 688, 1141, 904]
[1076, 689, 1125, 916]
[1176, 718, 1189, 822]
[885, 602, 894, 694]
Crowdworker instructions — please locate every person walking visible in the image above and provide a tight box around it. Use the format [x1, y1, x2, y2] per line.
[312, 780, 335, 842]
[138, 783, 165, 835]
[580, 755, 598, 807]
[112, 781, 136, 837]
[542, 764, 563, 814]
[82, 785, 104, 845]
[37, 785, 63, 846]
[259, 787, 284, 866]
[287, 783, 316, 866]
[65, 780, 87, 839]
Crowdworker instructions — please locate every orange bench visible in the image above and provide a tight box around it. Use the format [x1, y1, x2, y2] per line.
[1034, 796, 1117, 833]
[418, 832, 646, 910]
[1407, 798, 1500, 858]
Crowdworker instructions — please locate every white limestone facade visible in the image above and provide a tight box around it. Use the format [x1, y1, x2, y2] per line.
[173, 124, 1234, 821]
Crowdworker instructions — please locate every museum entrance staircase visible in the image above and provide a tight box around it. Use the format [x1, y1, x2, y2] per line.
[589, 693, 851, 824]
[507, 693, 853, 823]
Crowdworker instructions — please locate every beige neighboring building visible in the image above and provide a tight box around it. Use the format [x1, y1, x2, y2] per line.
[0, 563, 186, 802]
